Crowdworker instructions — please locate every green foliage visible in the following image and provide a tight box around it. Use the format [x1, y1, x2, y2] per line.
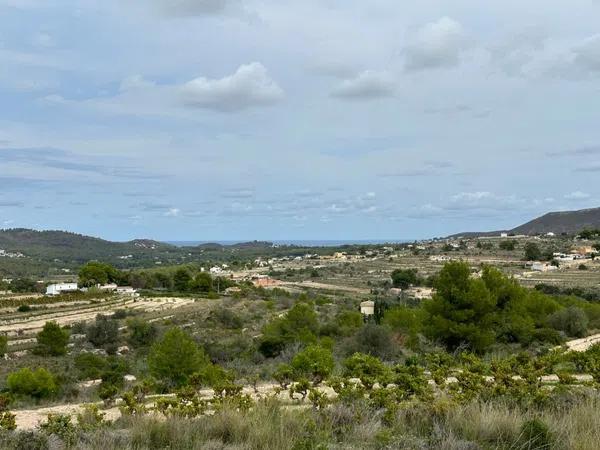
[343, 353, 391, 388]
[173, 268, 192, 292]
[76, 404, 110, 431]
[499, 240, 516, 251]
[7, 368, 58, 399]
[425, 262, 496, 352]
[382, 305, 425, 345]
[74, 352, 108, 380]
[342, 323, 396, 360]
[390, 268, 419, 289]
[78, 261, 119, 287]
[524, 242, 542, 261]
[273, 364, 295, 389]
[86, 315, 119, 348]
[291, 345, 334, 385]
[34, 321, 69, 356]
[148, 327, 209, 387]
[127, 318, 158, 347]
[39, 413, 78, 447]
[0, 394, 16, 431]
[548, 306, 589, 338]
[258, 302, 319, 357]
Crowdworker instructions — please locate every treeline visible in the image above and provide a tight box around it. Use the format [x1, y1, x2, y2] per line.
[78, 261, 236, 294]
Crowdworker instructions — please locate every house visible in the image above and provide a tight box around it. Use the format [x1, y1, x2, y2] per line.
[210, 266, 223, 275]
[360, 300, 375, 316]
[46, 283, 79, 296]
[500, 233, 508, 238]
[251, 275, 278, 287]
[98, 283, 118, 291]
[116, 286, 138, 296]
[531, 262, 557, 272]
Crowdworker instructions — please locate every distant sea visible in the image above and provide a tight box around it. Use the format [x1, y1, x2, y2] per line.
[166, 239, 413, 247]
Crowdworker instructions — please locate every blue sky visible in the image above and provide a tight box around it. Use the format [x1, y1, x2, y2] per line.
[0, 0, 599, 241]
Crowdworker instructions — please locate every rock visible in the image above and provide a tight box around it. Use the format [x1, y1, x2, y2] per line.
[124, 375, 137, 383]
[117, 346, 130, 355]
[539, 374, 560, 384]
[573, 374, 594, 383]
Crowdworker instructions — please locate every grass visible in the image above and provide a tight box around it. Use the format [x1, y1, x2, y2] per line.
[3, 393, 600, 449]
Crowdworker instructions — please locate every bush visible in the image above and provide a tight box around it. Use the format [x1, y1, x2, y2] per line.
[127, 318, 158, 347]
[290, 345, 334, 385]
[148, 327, 209, 387]
[7, 368, 58, 399]
[391, 268, 419, 289]
[34, 321, 69, 356]
[499, 240, 516, 251]
[74, 352, 108, 380]
[39, 413, 78, 447]
[342, 324, 396, 360]
[524, 243, 542, 261]
[548, 306, 589, 338]
[86, 315, 119, 348]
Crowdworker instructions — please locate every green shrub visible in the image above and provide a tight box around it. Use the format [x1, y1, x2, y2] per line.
[86, 315, 119, 348]
[291, 345, 334, 385]
[549, 306, 589, 338]
[7, 368, 58, 399]
[127, 318, 158, 347]
[39, 413, 78, 447]
[74, 352, 108, 380]
[34, 321, 69, 356]
[148, 327, 209, 387]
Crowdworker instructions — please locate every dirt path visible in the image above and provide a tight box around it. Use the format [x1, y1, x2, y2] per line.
[565, 333, 600, 352]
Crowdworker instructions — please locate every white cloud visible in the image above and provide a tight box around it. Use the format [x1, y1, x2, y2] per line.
[404, 17, 468, 71]
[330, 70, 396, 100]
[572, 34, 600, 75]
[564, 191, 590, 200]
[180, 62, 284, 112]
[164, 208, 180, 217]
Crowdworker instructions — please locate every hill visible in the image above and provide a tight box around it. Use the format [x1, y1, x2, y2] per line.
[450, 207, 600, 238]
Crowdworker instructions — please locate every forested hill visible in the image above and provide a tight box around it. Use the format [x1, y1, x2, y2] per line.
[0, 228, 173, 263]
[450, 207, 600, 237]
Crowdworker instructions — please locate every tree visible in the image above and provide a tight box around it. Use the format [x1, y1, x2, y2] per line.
[79, 261, 119, 287]
[258, 302, 320, 357]
[189, 272, 212, 293]
[424, 262, 497, 353]
[499, 240, 516, 251]
[127, 318, 158, 347]
[86, 315, 119, 348]
[548, 306, 588, 338]
[291, 345, 334, 385]
[343, 353, 391, 388]
[148, 327, 208, 387]
[34, 321, 69, 356]
[10, 278, 37, 293]
[7, 368, 57, 398]
[173, 268, 192, 292]
[524, 242, 542, 261]
[390, 268, 419, 289]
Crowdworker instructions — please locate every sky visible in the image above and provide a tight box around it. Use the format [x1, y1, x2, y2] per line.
[0, 0, 599, 241]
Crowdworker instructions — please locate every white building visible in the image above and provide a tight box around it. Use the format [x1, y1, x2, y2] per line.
[360, 300, 375, 316]
[46, 283, 79, 296]
[116, 286, 138, 296]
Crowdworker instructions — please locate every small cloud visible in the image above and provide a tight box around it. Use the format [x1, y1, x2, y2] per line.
[180, 62, 284, 112]
[564, 191, 590, 200]
[0, 201, 24, 207]
[330, 70, 396, 100]
[32, 32, 55, 48]
[221, 188, 255, 199]
[164, 208, 181, 217]
[404, 17, 469, 72]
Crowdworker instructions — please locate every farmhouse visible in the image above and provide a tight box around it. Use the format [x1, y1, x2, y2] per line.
[360, 300, 375, 317]
[46, 282, 79, 296]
